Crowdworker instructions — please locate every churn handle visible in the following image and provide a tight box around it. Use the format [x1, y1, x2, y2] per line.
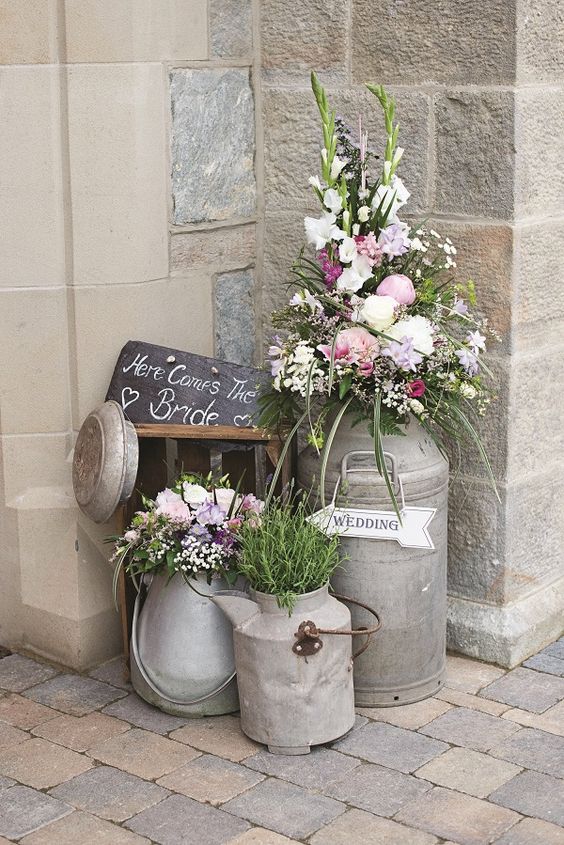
[316, 593, 382, 661]
[340, 450, 400, 494]
[130, 582, 237, 707]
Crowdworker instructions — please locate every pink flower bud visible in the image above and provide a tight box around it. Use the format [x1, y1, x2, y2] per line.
[376, 274, 416, 306]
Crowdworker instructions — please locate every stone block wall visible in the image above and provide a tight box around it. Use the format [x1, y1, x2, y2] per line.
[0, 0, 260, 668]
[258, 0, 564, 665]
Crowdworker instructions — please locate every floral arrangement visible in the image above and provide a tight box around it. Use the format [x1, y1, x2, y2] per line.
[111, 474, 264, 600]
[261, 73, 498, 508]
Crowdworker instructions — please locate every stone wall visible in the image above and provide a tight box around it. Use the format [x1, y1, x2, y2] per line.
[258, 0, 564, 665]
[0, 0, 259, 668]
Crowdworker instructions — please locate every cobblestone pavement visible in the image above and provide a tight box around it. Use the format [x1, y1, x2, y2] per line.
[0, 640, 563, 844]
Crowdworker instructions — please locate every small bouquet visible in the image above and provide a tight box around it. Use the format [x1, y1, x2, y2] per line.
[111, 473, 264, 601]
[261, 72, 498, 508]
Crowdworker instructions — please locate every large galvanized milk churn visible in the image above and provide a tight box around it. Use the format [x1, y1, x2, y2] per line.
[299, 415, 448, 706]
[130, 572, 239, 718]
[212, 585, 357, 754]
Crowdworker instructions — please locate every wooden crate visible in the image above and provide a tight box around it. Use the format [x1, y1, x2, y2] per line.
[116, 424, 293, 663]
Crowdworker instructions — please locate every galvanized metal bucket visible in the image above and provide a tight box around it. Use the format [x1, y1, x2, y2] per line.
[298, 415, 448, 707]
[212, 584, 359, 754]
[130, 571, 239, 718]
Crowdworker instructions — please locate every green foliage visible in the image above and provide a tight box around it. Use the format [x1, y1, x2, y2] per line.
[236, 496, 342, 613]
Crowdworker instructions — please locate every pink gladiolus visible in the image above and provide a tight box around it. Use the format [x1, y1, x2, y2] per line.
[354, 233, 383, 267]
[407, 379, 426, 397]
[376, 274, 416, 306]
[318, 326, 379, 376]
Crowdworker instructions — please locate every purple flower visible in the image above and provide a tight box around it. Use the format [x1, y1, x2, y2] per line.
[378, 223, 411, 258]
[466, 330, 486, 353]
[456, 348, 479, 376]
[453, 298, 468, 315]
[382, 336, 423, 372]
[213, 529, 236, 552]
[186, 524, 211, 542]
[195, 501, 226, 526]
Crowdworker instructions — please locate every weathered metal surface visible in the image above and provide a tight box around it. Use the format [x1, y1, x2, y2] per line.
[130, 572, 239, 718]
[298, 416, 449, 707]
[212, 584, 355, 754]
[73, 400, 139, 523]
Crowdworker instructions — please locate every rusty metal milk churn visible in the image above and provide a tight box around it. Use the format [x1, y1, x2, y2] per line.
[299, 415, 449, 707]
[212, 585, 358, 754]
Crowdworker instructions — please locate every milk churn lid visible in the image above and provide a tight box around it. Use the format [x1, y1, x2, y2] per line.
[73, 400, 139, 523]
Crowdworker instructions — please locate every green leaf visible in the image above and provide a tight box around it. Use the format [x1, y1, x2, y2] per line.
[338, 373, 352, 400]
[319, 397, 354, 508]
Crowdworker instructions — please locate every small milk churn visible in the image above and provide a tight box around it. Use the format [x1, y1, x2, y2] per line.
[212, 585, 356, 754]
[130, 572, 239, 718]
[299, 415, 448, 707]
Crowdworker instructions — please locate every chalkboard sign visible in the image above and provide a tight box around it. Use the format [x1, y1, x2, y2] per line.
[106, 340, 269, 428]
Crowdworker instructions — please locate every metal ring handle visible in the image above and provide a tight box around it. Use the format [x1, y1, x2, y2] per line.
[130, 582, 236, 707]
[341, 450, 400, 493]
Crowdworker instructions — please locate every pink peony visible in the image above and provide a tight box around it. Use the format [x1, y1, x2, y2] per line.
[407, 379, 426, 397]
[318, 326, 379, 376]
[376, 274, 416, 306]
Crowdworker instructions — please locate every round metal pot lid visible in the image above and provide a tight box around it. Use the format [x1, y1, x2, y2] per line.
[73, 400, 139, 523]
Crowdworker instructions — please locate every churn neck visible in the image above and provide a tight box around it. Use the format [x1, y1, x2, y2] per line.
[250, 583, 330, 615]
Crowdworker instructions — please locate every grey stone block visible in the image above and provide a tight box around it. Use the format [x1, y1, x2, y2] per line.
[489, 769, 564, 826]
[222, 777, 345, 839]
[23, 674, 126, 716]
[326, 761, 431, 817]
[171, 69, 255, 225]
[332, 722, 448, 773]
[102, 693, 189, 735]
[0, 785, 72, 840]
[480, 667, 564, 713]
[523, 653, 564, 677]
[515, 88, 564, 220]
[0, 778, 14, 792]
[494, 816, 564, 845]
[49, 765, 169, 823]
[126, 793, 249, 845]
[435, 91, 514, 219]
[0, 654, 58, 693]
[89, 657, 132, 691]
[352, 0, 516, 85]
[489, 727, 564, 778]
[420, 707, 520, 753]
[261, 0, 348, 83]
[517, 0, 564, 84]
[210, 0, 252, 58]
[545, 638, 564, 660]
[514, 222, 564, 353]
[262, 87, 430, 218]
[244, 747, 360, 790]
[395, 785, 520, 845]
[215, 270, 255, 366]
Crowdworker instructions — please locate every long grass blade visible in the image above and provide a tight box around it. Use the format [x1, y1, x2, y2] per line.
[319, 396, 353, 509]
[265, 410, 308, 509]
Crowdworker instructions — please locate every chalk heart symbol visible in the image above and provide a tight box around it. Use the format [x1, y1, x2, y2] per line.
[233, 414, 251, 427]
[121, 387, 140, 411]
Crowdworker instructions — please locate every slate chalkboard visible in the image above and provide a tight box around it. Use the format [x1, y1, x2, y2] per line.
[106, 340, 269, 428]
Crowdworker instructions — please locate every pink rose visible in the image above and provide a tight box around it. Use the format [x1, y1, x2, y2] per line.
[407, 379, 426, 397]
[376, 274, 416, 306]
[318, 326, 379, 376]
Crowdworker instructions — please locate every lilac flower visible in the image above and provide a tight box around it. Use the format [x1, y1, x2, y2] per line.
[378, 222, 411, 257]
[456, 348, 479, 376]
[212, 529, 236, 552]
[453, 298, 468, 315]
[184, 524, 211, 543]
[382, 336, 423, 372]
[466, 330, 486, 353]
[195, 501, 226, 526]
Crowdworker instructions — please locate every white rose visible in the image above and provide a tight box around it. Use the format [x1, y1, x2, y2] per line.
[338, 237, 357, 264]
[387, 315, 435, 356]
[359, 295, 397, 332]
[124, 529, 140, 544]
[459, 383, 477, 399]
[358, 205, 371, 222]
[214, 487, 241, 512]
[323, 188, 342, 215]
[182, 483, 209, 507]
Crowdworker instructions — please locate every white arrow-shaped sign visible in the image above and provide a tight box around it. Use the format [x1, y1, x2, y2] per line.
[308, 505, 436, 550]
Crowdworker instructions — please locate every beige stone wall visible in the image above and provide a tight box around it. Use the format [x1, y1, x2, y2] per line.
[0, 0, 259, 668]
[258, 0, 564, 664]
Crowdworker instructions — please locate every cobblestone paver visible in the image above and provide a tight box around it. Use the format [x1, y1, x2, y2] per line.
[0, 638, 561, 843]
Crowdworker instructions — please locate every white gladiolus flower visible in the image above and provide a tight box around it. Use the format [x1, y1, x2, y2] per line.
[352, 223, 360, 236]
[336, 266, 364, 293]
[339, 237, 357, 264]
[387, 315, 435, 356]
[359, 295, 397, 331]
[309, 175, 323, 191]
[392, 146, 404, 167]
[351, 254, 373, 282]
[358, 205, 371, 222]
[304, 212, 344, 250]
[372, 175, 410, 221]
[323, 188, 342, 214]
[330, 156, 346, 180]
